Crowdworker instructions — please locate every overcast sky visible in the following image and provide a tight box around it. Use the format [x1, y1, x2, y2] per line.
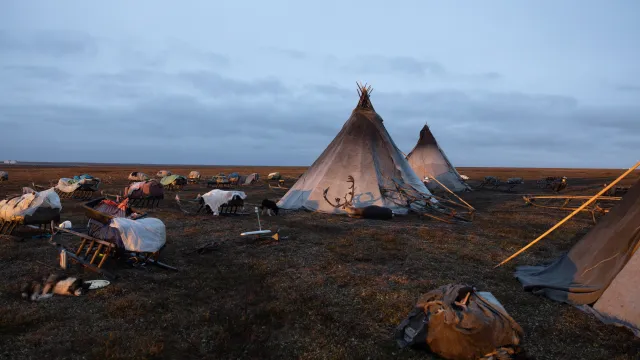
[1, 1, 638, 168]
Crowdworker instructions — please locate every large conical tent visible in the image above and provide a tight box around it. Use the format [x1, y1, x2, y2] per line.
[515, 178, 640, 336]
[277, 83, 435, 215]
[406, 124, 470, 192]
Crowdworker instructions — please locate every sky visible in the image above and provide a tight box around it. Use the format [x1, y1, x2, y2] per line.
[0, 0, 638, 168]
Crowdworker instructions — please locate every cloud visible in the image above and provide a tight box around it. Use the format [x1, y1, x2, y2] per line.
[343, 55, 446, 77]
[615, 84, 640, 93]
[0, 29, 636, 168]
[267, 47, 308, 60]
[0, 30, 96, 57]
[338, 55, 502, 82]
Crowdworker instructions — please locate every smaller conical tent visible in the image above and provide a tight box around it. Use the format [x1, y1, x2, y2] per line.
[277, 83, 435, 215]
[515, 178, 640, 336]
[406, 124, 470, 192]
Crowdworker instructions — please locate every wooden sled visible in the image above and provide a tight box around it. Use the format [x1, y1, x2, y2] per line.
[50, 227, 177, 280]
[41, 178, 102, 200]
[197, 195, 245, 215]
[176, 195, 248, 216]
[101, 191, 163, 209]
[47, 197, 177, 279]
[522, 194, 621, 224]
[0, 206, 60, 236]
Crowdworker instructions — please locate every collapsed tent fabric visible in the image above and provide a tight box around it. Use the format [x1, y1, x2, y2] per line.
[277, 84, 435, 215]
[200, 189, 247, 216]
[0, 188, 62, 222]
[128, 172, 150, 181]
[406, 125, 470, 192]
[515, 178, 640, 335]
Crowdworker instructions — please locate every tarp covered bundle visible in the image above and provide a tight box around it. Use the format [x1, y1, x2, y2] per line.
[87, 199, 165, 252]
[128, 171, 150, 181]
[55, 176, 100, 193]
[157, 170, 172, 177]
[406, 125, 470, 193]
[188, 171, 201, 179]
[0, 188, 62, 222]
[125, 180, 164, 199]
[395, 284, 524, 360]
[515, 178, 640, 336]
[0, 171, 7, 181]
[160, 174, 187, 187]
[277, 84, 435, 215]
[244, 173, 259, 185]
[200, 189, 247, 215]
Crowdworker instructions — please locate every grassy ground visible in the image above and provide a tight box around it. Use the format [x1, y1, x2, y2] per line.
[0, 165, 638, 360]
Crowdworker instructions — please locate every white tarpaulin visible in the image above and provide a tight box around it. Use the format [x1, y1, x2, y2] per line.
[0, 188, 62, 221]
[127, 181, 145, 196]
[55, 178, 88, 193]
[200, 189, 247, 215]
[109, 217, 166, 253]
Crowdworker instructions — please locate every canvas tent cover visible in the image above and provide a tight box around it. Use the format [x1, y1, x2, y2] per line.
[0, 188, 62, 222]
[406, 125, 470, 192]
[515, 178, 640, 335]
[277, 84, 435, 215]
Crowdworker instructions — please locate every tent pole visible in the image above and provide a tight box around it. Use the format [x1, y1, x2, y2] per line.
[495, 161, 640, 268]
[427, 174, 475, 211]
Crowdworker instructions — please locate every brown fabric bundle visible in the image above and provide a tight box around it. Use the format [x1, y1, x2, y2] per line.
[125, 180, 164, 199]
[396, 284, 524, 360]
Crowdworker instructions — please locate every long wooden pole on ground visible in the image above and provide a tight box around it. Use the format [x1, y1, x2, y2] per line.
[495, 161, 640, 268]
[428, 174, 475, 210]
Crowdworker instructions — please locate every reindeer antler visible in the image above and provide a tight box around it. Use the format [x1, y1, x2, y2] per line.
[322, 175, 357, 209]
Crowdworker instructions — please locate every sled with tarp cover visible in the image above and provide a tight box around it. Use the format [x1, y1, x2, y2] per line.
[49, 197, 177, 279]
[50, 174, 101, 200]
[0, 187, 61, 236]
[160, 174, 187, 191]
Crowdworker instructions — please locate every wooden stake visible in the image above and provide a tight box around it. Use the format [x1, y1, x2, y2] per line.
[496, 161, 640, 268]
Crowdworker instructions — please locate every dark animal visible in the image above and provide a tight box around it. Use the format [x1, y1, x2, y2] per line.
[260, 199, 279, 216]
[344, 205, 394, 220]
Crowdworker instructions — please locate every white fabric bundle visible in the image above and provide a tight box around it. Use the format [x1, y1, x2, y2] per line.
[109, 217, 166, 252]
[200, 189, 247, 216]
[55, 178, 88, 193]
[0, 188, 62, 221]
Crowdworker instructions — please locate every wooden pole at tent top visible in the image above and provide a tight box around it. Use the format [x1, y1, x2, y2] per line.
[495, 160, 640, 268]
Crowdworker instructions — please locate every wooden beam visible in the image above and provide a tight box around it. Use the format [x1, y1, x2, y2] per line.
[496, 160, 640, 268]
